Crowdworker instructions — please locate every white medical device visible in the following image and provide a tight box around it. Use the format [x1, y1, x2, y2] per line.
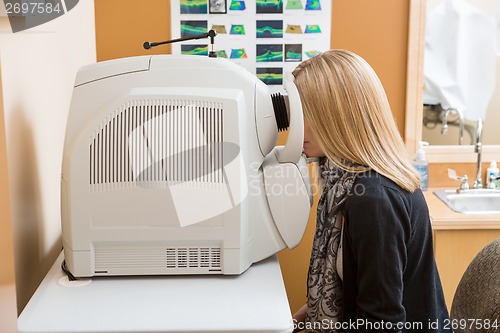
[61, 55, 312, 277]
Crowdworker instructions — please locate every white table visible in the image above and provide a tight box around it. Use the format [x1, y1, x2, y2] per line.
[18, 253, 293, 333]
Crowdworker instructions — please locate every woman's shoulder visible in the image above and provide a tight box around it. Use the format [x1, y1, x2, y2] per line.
[348, 170, 425, 212]
[351, 170, 401, 196]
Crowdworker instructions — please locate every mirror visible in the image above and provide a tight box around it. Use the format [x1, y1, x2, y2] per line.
[405, 0, 500, 163]
[421, 0, 500, 146]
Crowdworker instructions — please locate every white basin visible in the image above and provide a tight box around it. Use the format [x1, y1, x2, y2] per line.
[434, 189, 500, 214]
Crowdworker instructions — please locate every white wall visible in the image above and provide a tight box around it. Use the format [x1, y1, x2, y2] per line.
[0, 0, 96, 313]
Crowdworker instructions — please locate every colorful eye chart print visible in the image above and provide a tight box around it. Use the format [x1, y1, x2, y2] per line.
[229, 0, 246, 10]
[230, 24, 246, 35]
[181, 44, 209, 56]
[285, 24, 303, 34]
[256, 20, 283, 38]
[256, 44, 283, 62]
[216, 50, 229, 58]
[171, 0, 330, 91]
[256, 0, 283, 14]
[304, 49, 321, 58]
[181, 0, 208, 14]
[211, 24, 227, 34]
[230, 48, 248, 58]
[257, 67, 283, 85]
[286, 0, 303, 10]
[304, 24, 321, 33]
[180, 20, 208, 37]
[285, 44, 302, 62]
[305, 0, 321, 10]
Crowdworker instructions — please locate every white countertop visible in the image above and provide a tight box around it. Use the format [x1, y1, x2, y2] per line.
[18, 253, 293, 333]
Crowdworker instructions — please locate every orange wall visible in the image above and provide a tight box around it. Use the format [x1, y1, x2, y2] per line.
[95, 0, 411, 314]
[429, 162, 493, 188]
[95, 0, 172, 61]
[331, 0, 409, 136]
[0, 60, 15, 287]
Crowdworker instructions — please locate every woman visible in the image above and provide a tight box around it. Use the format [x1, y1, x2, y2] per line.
[292, 50, 450, 332]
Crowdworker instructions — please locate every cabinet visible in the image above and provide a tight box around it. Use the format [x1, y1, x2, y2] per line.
[433, 229, 500, 311]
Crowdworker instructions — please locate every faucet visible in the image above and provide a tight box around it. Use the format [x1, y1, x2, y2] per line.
[441, 107, 465, 145]
[473, 118, 483, 189]
[441, 109, 450, 134]
[448, 168, 469, 192]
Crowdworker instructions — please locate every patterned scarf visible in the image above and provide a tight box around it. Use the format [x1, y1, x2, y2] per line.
[305, 158, 359, 332]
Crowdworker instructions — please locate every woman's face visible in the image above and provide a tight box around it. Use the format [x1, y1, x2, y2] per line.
[303, 120, 325, 158]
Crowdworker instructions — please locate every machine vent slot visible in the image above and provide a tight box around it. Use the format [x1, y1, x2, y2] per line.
[166, 247, 221, 269]
[89, 99, 224, 190]
[94, 245, 222, 273]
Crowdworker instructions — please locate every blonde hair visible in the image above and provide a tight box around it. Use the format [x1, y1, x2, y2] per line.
[292, 49, 420, 192]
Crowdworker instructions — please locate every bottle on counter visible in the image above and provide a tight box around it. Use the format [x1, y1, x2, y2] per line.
[414, 141, 429, 191]
[486, 160, 499, 189]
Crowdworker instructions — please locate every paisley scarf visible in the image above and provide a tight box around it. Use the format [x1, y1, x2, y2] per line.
[305, 158, 359, 332]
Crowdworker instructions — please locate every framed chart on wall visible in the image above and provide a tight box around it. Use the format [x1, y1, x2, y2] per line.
[170, 0, 331, 92]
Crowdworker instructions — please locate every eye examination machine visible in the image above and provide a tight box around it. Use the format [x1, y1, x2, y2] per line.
[60, 54, 313, 278]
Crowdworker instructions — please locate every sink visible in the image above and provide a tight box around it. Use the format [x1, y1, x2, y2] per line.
[434, 189, 500, 214]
